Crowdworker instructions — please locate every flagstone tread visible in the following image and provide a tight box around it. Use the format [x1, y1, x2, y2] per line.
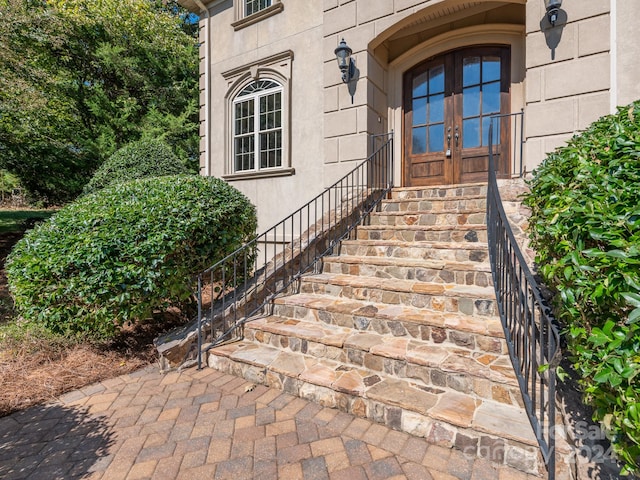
[207, 341, 536, 446]
[271, 294, 504, 337]
[341, 239, 490, 250]
[374, 208, 488, 216]
[302, 272, 496, 298]
[390, 183, 488, 199]
[381, 198, 520, 213]
[358, 224, 488, 232]
[323, 254, 491, 272]
[245, 316, 517, 386]
[384, 193, 487, 202]
[370, 212, 487, 228]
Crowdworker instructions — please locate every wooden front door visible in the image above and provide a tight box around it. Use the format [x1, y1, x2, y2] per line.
[403, 46, 511, 186]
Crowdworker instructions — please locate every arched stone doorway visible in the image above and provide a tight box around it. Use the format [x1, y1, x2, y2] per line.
[368, 0, 526, 187]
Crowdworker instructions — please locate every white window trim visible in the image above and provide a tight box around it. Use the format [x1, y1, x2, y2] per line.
[231, 0, 283, 31]
[222, 51, 294, 181]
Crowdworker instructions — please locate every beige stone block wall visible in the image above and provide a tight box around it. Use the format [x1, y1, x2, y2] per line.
[323, 0, 398, 177]
[524, 0, 615, 171]
[324, 0, 528, 186]
[322, 1, 441, 174]
[615, 0, 640, 107]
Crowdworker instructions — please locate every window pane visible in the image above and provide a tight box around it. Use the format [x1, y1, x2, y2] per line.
[483, 56, 501, 83]
[428, 65, 445, 94]
[237, 79, 279, 97]
[463, 56, 480, 86]
[463, 118, 480, 148]
[245, 0, 271, 16]
[428, 94, 444, 124]
[412, 127, 427, 154]
[482, 81, 501, 115]
[235, 135, 255, 171]
[463, 86, 481, 118]
[482, 117, 500, 146]
[259, 92, 281, 131]
[412, 97, 427, 126]
[260, 130, 282, 168]
[245, 0, 255, 16]
[428, 124, 444, 152]
[412, 71, 427, 98]
[234, 100, 254, 134]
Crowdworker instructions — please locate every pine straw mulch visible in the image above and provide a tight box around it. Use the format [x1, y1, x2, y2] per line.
[0, 231, 188, 417]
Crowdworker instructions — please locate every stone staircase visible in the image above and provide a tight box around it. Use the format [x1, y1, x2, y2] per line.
[206, 183, 545, 475]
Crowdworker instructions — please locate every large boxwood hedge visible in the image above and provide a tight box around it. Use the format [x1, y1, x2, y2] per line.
[524, 101, 640, 474]
[6, 175, 257, 339]
[83, 138, 191, 194]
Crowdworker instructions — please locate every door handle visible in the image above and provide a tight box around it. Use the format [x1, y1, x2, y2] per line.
[446, 127, 452, 157]
[454, 126, 459, 147]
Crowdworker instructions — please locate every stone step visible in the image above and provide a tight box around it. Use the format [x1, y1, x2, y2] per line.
[381, 196, 522, 215]
[369, 209, 487, 227]
[300, 272, 497, 317]
[382, 195, 487, 213]
[271, 293, 506, 353]
[390, 183, 488, 200]
[243, 315, 520, 404]
[322, 254, 493, 287]
[340, 239, 489, 263]
[356, 224, 488, 243]
[207, 341, 544, 475]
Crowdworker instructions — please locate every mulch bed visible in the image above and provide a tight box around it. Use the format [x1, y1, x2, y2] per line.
[0, 229, 185, 417]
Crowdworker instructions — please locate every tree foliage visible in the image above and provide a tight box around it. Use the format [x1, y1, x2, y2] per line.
[524, 101, 640, 474]
[0, 0, 199, 204]
[6, 175, 257, 339]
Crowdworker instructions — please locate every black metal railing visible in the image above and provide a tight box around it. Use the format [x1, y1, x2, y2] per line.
[195, 133, 394, 368]
[487, 114, 561, 479]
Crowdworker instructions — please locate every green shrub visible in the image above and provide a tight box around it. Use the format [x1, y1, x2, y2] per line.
[524, 101, 640, 474]
[83, 138, 190, 194]
[6, 175, 257, 339]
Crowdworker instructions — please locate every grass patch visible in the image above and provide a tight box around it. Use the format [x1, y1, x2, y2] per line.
[0, 210, 54, 234]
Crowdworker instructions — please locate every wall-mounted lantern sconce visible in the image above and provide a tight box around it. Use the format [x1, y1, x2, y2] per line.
[334, 38, 354, 83]
[544, 0, 562, 26]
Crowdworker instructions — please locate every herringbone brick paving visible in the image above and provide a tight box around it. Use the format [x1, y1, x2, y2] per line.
[0, 366, 541, 479]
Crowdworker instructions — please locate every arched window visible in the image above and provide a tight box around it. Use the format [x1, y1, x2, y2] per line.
[233, 79, 283, 173]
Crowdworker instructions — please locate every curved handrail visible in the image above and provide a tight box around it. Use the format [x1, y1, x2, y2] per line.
[196, 133, 394, 368]
[487, 114, 561, 479]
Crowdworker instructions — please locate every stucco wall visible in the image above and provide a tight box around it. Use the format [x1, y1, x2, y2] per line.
[524, 0, 616, 170]
[198, 0, 324, 231]
[616, 0, 640, 108]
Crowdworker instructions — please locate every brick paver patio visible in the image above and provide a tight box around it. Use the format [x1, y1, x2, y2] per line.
[0, 366, 541, 479]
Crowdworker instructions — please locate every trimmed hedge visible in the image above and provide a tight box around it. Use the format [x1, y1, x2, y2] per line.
[524, 101, 640, 474]
[83, 138, 190, 194]
[7, 175, 257, 339]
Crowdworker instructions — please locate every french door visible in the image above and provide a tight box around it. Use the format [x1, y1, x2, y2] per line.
[403, 46, 510, 186]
